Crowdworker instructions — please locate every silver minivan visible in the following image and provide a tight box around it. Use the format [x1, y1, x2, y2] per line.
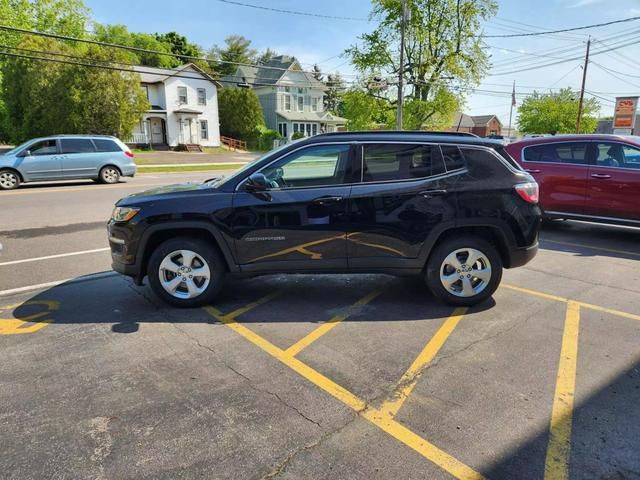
[0, 135, 136, 190]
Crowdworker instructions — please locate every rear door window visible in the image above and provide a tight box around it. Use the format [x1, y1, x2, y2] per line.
[440, 145, 466, 171]
[594, 142, 640, 169]
[60, 138, 96, 154]
[523, 142, 589, 165]
[93, 139, 123, 152]
[362, 144, 445, 182]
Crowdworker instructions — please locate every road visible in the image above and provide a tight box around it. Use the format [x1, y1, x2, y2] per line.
[0, 172, 226, 291]
[1, 172, 639, 479]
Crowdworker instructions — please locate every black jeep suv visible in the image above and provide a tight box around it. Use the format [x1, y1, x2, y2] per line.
[108, 132, 541, 307]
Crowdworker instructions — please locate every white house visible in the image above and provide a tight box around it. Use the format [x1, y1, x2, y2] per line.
[128, 63, 222, 149]
[223, 56, 347, 141]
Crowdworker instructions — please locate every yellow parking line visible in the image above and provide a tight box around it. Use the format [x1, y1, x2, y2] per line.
[285, 288, 384, 357]
[203, 305, 485, 480]
[381, 307, 467, 418]
[502, 284, 569, 304]
[544, 301, 581, 480]
[502, 284, 640, 322]
[542, 239, 640, 258]
[578, 302, 640, 322]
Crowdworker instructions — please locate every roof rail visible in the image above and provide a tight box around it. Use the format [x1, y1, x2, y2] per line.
[316, 130, 479, 138]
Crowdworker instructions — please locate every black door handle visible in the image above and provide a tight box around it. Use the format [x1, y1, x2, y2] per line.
[312, 195, 344, 205]
[419, 189, 448, 198]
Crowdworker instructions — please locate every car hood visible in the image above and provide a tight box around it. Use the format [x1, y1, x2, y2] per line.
[117, 180, 222, 204]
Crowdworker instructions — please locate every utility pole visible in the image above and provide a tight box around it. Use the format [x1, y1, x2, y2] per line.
[576, 36, 591, 133]
[508, 80, 515, 137]
[396, 0, 408, 130]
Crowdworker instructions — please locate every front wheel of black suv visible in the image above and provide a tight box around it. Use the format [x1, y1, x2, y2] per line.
[425, 236, 503, 307]
[147, 237, 226, 308]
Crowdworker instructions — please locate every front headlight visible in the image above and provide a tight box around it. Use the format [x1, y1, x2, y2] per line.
[111, 206, 140, 222]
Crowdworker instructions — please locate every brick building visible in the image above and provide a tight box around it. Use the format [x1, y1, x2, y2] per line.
[449, 113, 503, 137]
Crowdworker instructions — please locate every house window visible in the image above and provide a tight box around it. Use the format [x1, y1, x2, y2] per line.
[197, 88, 206, 106]
[298, 88, 304, 94]
[283, 94, 291, 111]
[200, 120, 208, 140]
[297, 96, 304, 112]
[178, 86, 188, 104]
[312, 124, 318, 135]
[311, 97, 318, 112]
[278, 123, 288, 138]
[142, 85, 149, 101]
[285, 86, 291, 93]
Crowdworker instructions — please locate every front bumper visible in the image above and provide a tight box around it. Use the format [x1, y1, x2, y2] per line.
[508, 242, 538, 268]
[108, 220, 143, 282]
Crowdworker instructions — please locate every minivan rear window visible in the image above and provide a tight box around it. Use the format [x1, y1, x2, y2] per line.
[61, 138, 96, 154]
[93, 139, 123, 152]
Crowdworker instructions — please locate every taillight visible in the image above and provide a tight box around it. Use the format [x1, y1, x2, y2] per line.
[515, 182, 539, 204]
[124, 150, 134, 158]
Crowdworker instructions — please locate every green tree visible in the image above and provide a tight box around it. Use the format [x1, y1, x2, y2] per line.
[218, 87, 264, 140]
[256, 48, 278, 65]
[324, 72, 345, 114]
[1, 36, 148, 143]
[155, 31, 202, 61]
[0, 0, 91, 140]
[94, 24, 177, 68]
[339, 88, 393, 130]
[517, 88, 600, 135]
[211, 35, 257, 76]
[346, 0, 497, 129]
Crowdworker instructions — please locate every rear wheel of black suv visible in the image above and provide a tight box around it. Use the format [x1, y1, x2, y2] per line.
[147, 237, 226, 308]
[426, 236, 503, 307]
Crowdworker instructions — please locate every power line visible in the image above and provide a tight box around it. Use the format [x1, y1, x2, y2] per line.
[484, 15, 640, 38]
[214, 0, 367, 21]
[591, 62, 640, 89]
[490, 35, 640, 75]
[0, 24, 361, 78]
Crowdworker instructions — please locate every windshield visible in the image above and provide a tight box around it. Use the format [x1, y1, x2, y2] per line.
[209, 143, 292, 188]
[2, 139, 33, 156]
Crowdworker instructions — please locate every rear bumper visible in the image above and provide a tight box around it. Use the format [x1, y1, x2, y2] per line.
[508, 242, 538, 268]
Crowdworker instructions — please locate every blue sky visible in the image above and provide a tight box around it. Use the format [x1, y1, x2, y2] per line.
[85, 0, 640, 122]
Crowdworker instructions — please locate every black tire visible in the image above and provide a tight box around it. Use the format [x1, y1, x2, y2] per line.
[425, 235, 503, 307]
[147, 237, 226, 308]
[0, 169, 21, 190]
[98, 166, 120, 184]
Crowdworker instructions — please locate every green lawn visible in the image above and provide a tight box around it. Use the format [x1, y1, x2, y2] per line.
[137, 164, 241, 173]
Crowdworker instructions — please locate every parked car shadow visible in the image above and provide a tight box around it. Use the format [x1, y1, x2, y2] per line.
[6, 273, 495, 335]
[540, 220, 640, 262]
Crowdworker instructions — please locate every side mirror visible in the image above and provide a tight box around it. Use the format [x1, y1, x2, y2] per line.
[245, 172, 269, 191]
[18, 150, 31, 157]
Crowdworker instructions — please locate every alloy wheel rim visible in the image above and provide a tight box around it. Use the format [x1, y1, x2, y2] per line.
[439, 248, 492, 298]
[0, 172, 17, 189]
[103, 168, 118, 183]
[159, 249, 211, 300]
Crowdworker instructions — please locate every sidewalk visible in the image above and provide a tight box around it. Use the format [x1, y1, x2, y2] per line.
[134, 150, 258, 165]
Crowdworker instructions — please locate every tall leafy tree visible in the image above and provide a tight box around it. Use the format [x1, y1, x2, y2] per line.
[218, 87, 264, 140]
[256, 48, 278, 65]
[1, 36, 149, 142]
[211, 35, 257, 76]
[94, 24, 178, 68]
[0, 0, 91, 140]
[324, 73, 345, 113]
[517, 88, 600, 135]
[154, 31, 202, 60]
[346, 0, 497, 129]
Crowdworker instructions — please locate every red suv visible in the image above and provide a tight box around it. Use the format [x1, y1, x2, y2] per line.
[505, 135, 640, 226]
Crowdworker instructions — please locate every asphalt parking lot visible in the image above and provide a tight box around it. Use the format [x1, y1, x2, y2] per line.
[1, 173, 639, 480]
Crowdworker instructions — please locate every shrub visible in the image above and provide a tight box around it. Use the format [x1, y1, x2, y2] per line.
[291, 131, 305, 140]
